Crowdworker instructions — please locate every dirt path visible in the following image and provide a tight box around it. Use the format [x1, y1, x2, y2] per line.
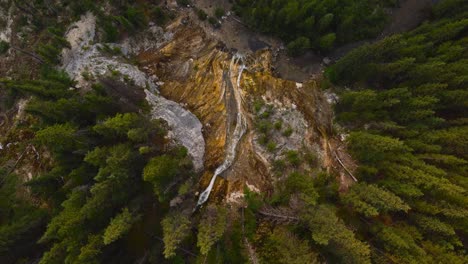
[381, 0, 433, 37]
[187, 0, 282, 53]
[330, 0, 433, 60]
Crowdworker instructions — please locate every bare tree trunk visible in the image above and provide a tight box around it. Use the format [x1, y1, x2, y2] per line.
[9, 144, 30, 172]
[327, 142, 358, 182]
[10, 46, 45, 64]
[258, 205, 300, 224]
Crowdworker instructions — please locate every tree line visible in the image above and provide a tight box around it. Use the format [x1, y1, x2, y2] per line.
[233, 0, 392, 55]
[323, 0, 468, 262]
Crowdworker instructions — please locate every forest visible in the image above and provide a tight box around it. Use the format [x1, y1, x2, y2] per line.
[0, 0, 467, 263]
[240, 2, 468, 260]
[233, 0, 392, 54]
[0, 69, 199, 263]
[325, 0, 468, 262]
[0, 1, 196, 263]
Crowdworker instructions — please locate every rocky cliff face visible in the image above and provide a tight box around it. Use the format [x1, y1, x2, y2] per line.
[133, 17, 350, 205]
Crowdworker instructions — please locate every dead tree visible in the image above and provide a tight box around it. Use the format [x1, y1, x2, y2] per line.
[258, 205, 300, 224]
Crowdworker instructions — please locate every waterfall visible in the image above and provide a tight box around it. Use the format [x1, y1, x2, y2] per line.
[196, 54, 247, 208]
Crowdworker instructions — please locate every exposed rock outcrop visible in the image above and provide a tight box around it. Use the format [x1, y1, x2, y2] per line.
[61, 12, 206, 172]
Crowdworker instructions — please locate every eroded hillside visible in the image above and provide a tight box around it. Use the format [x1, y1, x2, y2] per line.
[132, 15, 356, 205]
[3, 1, 463, 263]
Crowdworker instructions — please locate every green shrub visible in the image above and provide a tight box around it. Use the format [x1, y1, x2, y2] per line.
[267, 141, 277, 152]
[272, 159, 286, 173]
[258, 134, 268, 146]
[139, 146, 150, 155]
[287, 37, 310, 57]
[98, 44, 122, 55]
[214, 7, 225, 19]
[274, 120, 283, 130]
[257, 120, 272, 134]
[207, 16, 221, 28]
[101, 19, 119, 42]
[125, 7, 147, 29]
[285, 150, 301, 166]
[253, 100, 264, 113]
[319, 33, 336, 50]
[197, 9, 208, 21]
[176, 0, 190, 6]
[282, 127, 293, 137]
[0, 40, 10, 54]
[259, 105, 274, 118]
[81, 71, 92, 81]
[36, 44, 61, 64]
[152, 7, 172, 26]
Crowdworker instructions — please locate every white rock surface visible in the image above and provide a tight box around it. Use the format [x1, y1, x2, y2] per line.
[324, 91, 339, 104]
[226, 191, 244, 204]
[61, 13, 159, 91]
[0, 1, 13, 43]
[252, 98, 323, 171]
[61, 12, 205, 171]
[145, 90, 205, 171]
[120, 25, 173, 55]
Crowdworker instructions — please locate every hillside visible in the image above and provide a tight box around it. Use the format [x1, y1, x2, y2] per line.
[0, 0, 466, 263]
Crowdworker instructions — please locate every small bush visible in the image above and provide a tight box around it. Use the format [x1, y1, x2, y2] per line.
[259, 105, 274, 119]
[257, 120, 272, 134]
[177, 0, 190, 6]
[282, 127, 293, 137]
[214, 7, 225, 19]
[139, 146, 150, 155]
[36, 44, 61, 64]
[274, 120, 282, 130]
[101, 19, 119, 42]
[258, 134, 268, 146]
[272, 159, 286, 173]
[319, 33, 336, 51]
[208, 17, 221, 28]
[197, 9, 208, 21]
[82, 71, 92, 81]
[208, 16, 218, 25]
[152, 7, 170, 25]
[0, 40, 10, 54]
[285, 150, 300, 166]
[287, 36, 310, 57]
[111, 69, 121, 76]
[178, 180, 191, 195]
[253, 100, 264, 113]
[267, 141, 277, 152]
[98, 43, 122, 55]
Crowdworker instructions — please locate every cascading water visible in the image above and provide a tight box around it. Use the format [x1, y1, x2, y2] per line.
[195, 54, 248, 209]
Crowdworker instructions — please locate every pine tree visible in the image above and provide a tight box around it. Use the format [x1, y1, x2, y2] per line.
[303, 205, 371, 263]
[161, 212, 191, 259]
[103, 208, 138, 245]
[197, 205, 227, 255]
[341, 183, 410, 217]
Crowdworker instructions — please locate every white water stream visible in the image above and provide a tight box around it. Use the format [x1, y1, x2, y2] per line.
[195, 54, 247, 208]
